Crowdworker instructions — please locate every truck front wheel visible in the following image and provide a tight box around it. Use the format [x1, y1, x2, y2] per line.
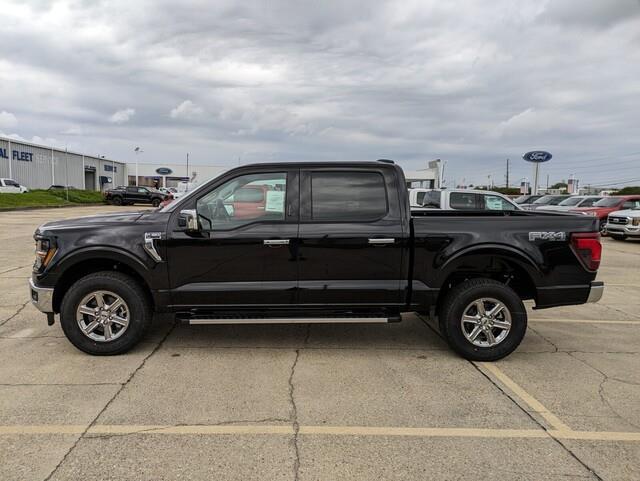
[59, 271, 152, 355]
[438, 279, 527, 361]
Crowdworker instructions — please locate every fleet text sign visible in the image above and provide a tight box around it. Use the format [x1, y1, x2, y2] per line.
[0, 148, 34, 161]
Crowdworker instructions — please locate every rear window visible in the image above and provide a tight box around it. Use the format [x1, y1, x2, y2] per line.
[449, 192, 478, 209]
[310, 172, 387, 221]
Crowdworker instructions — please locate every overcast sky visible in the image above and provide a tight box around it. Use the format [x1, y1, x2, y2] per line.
[1, 0, 639, 187]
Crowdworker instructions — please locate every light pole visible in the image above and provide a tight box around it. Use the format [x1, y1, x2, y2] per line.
[134, 147, 143, 186]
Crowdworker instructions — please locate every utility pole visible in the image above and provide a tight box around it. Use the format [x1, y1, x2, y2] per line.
[546, 174, 549, 191]
[186, 153, 189, 181]
[505, 158, 510, 189]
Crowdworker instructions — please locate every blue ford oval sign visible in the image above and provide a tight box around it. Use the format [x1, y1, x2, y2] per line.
[155, 167, 173, 175]
[523, 151, 552, 163]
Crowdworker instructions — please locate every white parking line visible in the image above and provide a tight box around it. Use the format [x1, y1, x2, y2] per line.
[529, 318, 640, 325]
[477, 362, 572, 432]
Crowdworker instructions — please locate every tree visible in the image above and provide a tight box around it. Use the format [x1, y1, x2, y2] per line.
[616, 186, 640, 195]
[550, 182, 568, 190]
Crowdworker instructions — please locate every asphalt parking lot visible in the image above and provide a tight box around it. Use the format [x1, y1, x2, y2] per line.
[1, 205, 639, 481]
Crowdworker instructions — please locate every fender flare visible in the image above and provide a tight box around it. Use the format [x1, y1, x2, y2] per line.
[54, 246, 152, 284]
[435, 243, 543, 288]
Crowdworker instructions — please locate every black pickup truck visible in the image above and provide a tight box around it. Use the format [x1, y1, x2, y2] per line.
[104, 185, 167, 207]
[29, 161, 603, 360]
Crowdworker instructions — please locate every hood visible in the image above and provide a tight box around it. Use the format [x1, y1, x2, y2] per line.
[610, 209, 640, 218]
[37, 211, 148, 233]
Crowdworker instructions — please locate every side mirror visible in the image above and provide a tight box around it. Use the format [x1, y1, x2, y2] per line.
[179, 209, 200, 232]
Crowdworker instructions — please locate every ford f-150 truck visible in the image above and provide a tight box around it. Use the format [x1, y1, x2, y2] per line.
[29, 161, 604, 360]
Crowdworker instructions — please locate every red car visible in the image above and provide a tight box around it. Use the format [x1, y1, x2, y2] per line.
[571, 195, 640, 233]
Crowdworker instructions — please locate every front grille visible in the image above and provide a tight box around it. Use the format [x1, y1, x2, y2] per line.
[608, 216, 629, 225]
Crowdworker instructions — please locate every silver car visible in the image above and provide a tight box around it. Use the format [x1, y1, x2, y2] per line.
[541, 196, 603, 212]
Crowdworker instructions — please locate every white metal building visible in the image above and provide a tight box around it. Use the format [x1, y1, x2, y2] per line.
[126, 162, 228, 189]
[0, 136, 126, 190]
[404, 160, 441, 189]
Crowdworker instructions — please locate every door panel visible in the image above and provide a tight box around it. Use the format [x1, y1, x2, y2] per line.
[167, 169, 299, 309]
[297, 168, 407, 307]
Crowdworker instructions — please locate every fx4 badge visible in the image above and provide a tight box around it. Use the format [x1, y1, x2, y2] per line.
[529, 231, 566, 242]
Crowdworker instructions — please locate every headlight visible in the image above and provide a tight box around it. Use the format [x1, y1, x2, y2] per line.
[632, 218, 640, 226]
[34, 238, 57, 271]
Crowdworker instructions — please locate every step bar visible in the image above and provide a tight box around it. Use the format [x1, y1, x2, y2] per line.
[185, 317, 394, 325]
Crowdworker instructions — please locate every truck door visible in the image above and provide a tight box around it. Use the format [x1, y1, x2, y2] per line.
[297, 167, 406, 308]
[166, 168, 299, 308]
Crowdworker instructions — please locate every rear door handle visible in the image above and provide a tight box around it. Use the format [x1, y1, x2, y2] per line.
[368, 238, 395, 245]
[264, 239, 290, 246]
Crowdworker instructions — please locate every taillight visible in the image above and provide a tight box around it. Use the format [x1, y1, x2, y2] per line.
[571, 232, 601, 271]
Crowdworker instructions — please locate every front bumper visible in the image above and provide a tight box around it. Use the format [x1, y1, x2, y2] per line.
[605, 223, 640, 237]
[29, 278, 54, 313]
[587, 281, 604, 303]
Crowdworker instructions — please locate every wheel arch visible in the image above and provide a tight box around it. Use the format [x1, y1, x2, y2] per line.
[435, 245, 541, 310]
[52, 248, 154, 313]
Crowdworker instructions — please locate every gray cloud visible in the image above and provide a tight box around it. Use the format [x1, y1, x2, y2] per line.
[0, 0, 639, 186]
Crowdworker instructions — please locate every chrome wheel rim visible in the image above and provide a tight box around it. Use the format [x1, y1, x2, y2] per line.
[76, 290, 130, 342]
[461, 298, 512, 348]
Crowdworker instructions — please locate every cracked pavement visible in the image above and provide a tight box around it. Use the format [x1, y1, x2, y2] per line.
[0, 205, 639, 481]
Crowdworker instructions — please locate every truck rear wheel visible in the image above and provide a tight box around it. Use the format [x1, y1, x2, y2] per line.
[152, 198, 161, 207]
[111, 196, 123, 206]
[60, 271, 152, 355]
[438, 279, 527, 361]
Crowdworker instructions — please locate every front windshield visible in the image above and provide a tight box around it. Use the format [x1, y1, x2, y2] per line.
[594, 197, 621, 207]
[558, 197, 583, 206]
[514, 195, 530, 204]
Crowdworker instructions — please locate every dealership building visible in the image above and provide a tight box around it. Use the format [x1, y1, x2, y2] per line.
[0, 136, 126, 190]
[1, 135, 441, 192]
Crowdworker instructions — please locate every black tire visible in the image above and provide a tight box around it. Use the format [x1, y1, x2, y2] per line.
[151, 198, 161, 207]
[610, 234, 627, 241]
[599, 220, 607, 236]
[438, 278, 527, 361]
[60, 271, 152, 355]
[111, 196, 123, 206]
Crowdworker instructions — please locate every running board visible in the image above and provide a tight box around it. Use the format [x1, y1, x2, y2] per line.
[185, 317, 393, 325]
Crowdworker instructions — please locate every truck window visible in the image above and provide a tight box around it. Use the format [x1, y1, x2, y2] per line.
[196, 172, 287, 230]
[482, 195, 517, 211]
[449, 192, 478, 210]
[310, 171, 387, 221]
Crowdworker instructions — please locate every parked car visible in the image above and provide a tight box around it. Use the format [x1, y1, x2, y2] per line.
[539, 196, 603, 212]
[604, 206, 640, 241]
[521, 195, 572, 211]
[571, 196, 640, 234]
[48, 185, 76, 190]
[103, 186, 167, 207]
[30, 160, 603, 361]
[0, 178, 29, 193]
[410, 189, 521, 211]
[513, 194, 545, 207]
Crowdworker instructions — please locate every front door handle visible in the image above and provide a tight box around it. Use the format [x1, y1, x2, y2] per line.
[264, 239, 290, 247]
[368, 238, 395, 245]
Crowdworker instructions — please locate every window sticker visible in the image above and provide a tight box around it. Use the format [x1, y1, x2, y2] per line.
[265, 190, 285, 213]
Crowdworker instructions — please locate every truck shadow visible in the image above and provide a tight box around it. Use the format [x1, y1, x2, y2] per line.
[158, 313, 449, 352]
